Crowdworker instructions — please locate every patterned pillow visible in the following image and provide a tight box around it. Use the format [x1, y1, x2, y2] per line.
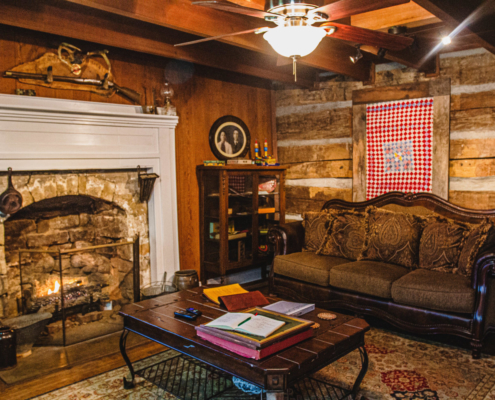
[457, 220, 493, 277]
[419, 217, 470, 274]
[359, 207, 425, 269]
[302, 211, 333, 252]
[317, 210, 367, 260]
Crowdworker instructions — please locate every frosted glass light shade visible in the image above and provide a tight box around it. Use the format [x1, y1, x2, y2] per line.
[264, 26, 326, 58]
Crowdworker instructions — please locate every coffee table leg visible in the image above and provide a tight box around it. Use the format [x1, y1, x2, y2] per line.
[350, 346, 369, 399]
[120, 329, 136, 389]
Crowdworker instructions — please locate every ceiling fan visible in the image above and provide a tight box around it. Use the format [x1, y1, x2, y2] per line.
[175, 0, 415, 81]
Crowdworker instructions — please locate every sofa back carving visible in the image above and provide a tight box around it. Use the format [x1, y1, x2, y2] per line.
[322, 191, 495, 225]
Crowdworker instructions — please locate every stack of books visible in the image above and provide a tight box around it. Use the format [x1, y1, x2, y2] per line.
[195, 307, 314, 360]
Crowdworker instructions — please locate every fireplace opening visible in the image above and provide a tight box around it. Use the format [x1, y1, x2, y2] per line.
[4, 194, 138, 345]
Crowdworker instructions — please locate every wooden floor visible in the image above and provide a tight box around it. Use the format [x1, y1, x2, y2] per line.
[0, 337, 165, 400]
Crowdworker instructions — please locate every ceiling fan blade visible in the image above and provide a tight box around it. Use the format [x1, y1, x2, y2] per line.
[175, 27, 269, 47]
[276, 55, 292, 66]
[312, 0, 410, 21]
[324, 23, 414, 51]
[192, 1, 279, 19]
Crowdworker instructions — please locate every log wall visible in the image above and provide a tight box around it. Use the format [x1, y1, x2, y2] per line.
[276, 48, 495, 217]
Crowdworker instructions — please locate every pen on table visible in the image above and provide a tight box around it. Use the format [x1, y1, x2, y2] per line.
[238, 317, 252, 326]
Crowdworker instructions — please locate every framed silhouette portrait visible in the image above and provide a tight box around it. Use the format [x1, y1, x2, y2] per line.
[209, 115, 251, 160]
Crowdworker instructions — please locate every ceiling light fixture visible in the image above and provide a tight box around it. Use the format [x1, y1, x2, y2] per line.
[441, 36, 452, 45]
[350, 45, 363, 63]
[263, 25, 327, 58]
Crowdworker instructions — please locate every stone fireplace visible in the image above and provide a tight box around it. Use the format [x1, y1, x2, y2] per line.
[2, 172, 146, 320]
[0, 94, 179, 343]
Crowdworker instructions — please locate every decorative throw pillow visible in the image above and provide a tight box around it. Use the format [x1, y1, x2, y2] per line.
[317, 210, 367, 260]
[419, 217, 470, 274]
[302, 211, 333, 252]
[359, 207, 425, 269]
[457, 220, 493, 277]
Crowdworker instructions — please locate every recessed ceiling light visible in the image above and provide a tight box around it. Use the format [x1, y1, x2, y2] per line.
[442, 36, 452, 45]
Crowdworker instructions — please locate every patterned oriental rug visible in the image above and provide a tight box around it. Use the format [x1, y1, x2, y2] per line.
[31, 328, 495, 400]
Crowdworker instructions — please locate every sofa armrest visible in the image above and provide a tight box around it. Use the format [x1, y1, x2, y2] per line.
[471, 251, 495, 342]
[472, 251, 495, 290]
[268, 221, 304, 257]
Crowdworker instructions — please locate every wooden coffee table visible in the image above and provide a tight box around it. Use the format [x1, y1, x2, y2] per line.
[119, 287, 369, 399]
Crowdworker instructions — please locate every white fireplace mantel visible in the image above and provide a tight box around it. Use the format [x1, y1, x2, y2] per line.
[0, 94, 180, 282]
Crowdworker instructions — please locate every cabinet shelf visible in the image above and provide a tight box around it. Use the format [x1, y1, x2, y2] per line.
[198, 165, 286, 284]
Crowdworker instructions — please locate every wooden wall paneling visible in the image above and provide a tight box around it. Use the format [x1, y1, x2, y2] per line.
[448, 191, 495, 210]
[278, 142, 352, 164]
[276, 107, 352, 140]
[286, 160, 353, 179]
[450, 159, 495, 177]
[451, 91, 495, 111]
[450, 139, 495, 159]
[432, 94, 451, 199]
[352, 104, 367, 202]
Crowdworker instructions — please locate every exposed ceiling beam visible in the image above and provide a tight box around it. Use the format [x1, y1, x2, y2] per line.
[413, 0, 495, 54]
[58, 0, 373, 81]
[0, 0, 316, 88]
[351, 2, 440, 31]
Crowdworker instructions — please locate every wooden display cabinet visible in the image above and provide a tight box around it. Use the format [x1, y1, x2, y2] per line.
[197, 165, 286, 284]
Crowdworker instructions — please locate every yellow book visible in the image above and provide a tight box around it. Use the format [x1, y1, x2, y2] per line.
[203, 284, 248, 305]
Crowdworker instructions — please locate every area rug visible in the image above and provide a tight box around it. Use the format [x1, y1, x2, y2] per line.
[30, 328, 495, 400]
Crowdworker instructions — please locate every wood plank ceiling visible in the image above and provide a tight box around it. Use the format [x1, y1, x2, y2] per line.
[0, 0, 494, 88]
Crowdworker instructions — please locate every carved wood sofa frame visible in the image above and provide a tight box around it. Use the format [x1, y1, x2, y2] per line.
[268, 192, 495, 358]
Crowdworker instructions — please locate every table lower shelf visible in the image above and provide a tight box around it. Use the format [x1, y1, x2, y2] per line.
[135, 353, 354, 400]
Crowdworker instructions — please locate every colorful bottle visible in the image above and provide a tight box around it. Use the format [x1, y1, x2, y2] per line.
[254, 140, 260, 159]
[264, 139, 268, 158]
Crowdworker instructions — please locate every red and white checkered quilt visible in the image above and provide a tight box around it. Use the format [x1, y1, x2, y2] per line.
[366, 98, 433, 200]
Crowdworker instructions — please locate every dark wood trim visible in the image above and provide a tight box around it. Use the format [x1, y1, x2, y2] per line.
[352, 78, 451, 104]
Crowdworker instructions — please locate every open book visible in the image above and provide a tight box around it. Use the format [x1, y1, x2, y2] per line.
[205, 313, 285, 338]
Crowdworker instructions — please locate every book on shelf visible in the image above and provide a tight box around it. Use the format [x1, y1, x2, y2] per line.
[196, 328, 313, 360]
[263, 301, 315, 317]
[211, 232, 247, 240]
[219, 291, 270, 311]
[203, 160, 225, 166]
[196, 308, 313, 349]
[204, 312, 285, 338]
[258, 207, 276, 214]
[227, 159, 253, 165]
[203, 284, 248, 305]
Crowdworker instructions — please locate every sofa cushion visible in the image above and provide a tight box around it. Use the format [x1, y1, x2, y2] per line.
[391, 269, 475, 313]
[302, 211, 333, 252]
[330, 260, 410, 299]
[273, 252, 349, 287]
[457, 221, 493, 277]
[317, 210, 367, 260]
[359, 208, 425, 269]
[419, 217, 470, 274]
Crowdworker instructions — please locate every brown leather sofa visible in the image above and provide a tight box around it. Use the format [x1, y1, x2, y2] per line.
[268, 192, 495, 358]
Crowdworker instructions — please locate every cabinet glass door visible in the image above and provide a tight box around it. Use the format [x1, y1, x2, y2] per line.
[203, 172, 220, 266]
[227, 173, 253, 266]
[257, 173, 281, 260]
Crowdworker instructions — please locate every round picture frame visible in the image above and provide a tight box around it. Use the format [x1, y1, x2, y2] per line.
[209, 115, 251, 160]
